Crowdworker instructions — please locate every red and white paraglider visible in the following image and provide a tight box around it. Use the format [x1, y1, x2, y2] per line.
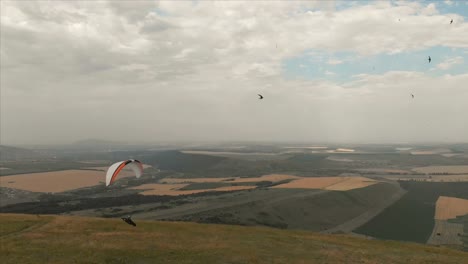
[106, 159, 144, 186]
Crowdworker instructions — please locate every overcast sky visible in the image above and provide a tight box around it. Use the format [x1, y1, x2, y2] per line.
[1, 0, 467, 145]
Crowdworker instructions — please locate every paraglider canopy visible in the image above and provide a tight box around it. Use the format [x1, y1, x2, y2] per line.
[106, 159, 144, 186]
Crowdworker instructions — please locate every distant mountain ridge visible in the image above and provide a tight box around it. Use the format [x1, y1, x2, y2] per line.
[0, 145, 45, 162]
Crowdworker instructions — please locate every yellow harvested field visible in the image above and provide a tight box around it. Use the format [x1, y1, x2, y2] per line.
[412, 166, 468, 174]
[138, 175, 378, 195]
[0, 170, 106, 193]
[325, 177, 377, 191]
[272, 176, 378, 191]
[160, 178, 230, 184]
[130, 183, 255, 196]
[435, 196, 468, 220]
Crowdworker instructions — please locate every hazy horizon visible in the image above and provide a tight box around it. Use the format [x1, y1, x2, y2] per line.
[1, 1, 467, 145]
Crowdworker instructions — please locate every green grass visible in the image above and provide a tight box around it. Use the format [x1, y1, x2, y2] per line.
[1, 214, 467, 264]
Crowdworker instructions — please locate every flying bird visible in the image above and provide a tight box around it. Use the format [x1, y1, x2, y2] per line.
[258, 94, 264, 100]
[428, 56, 431, 63]
[450, 19, 453, 24]
[121, 216, 136, 227]
[411, 94, 414, 99]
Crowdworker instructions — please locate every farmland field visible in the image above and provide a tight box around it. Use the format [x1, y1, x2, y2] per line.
[131, 183, 255, 196]
[412, 166, 468, 174]
[427, 220, 464, 247]
[0, 167, 141, 193]
[354, 181, 468, 243]
[435, 196, 468, 220]
[0, 170, 106, 193]
[272, 176, 377, 191]
[391, 175, 468, 182]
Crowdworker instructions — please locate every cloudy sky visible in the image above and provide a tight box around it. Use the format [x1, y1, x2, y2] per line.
[1, 0, 467, 145]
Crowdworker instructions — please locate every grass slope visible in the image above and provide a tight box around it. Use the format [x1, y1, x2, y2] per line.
[1, 214, 467, 264]
[175, 182, 400, 231]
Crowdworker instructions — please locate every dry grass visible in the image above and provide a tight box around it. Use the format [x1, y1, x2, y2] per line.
[2, 213, 468, 264]
[0, 170, 107, 193]
[435, 196, 468, 220]
[412, 166, 468, 174]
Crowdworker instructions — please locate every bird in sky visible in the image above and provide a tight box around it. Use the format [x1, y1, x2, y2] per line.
[258, 94, 264, 99]
[450, 19, 453, 24]
[428, 56, 431, 63]
[411, 94, 414, 99]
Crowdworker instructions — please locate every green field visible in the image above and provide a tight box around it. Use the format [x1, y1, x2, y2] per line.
[172, 182, 401, 231]
[355, 181, 468, 243]
[1, 214, 468, 264]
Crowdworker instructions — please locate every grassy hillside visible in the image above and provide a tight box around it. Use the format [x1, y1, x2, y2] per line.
[174, 182, 400, 231]
[1, 214, 467, 264]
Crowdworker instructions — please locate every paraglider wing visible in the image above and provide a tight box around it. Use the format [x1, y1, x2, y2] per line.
[126, 160, 144, 179]
[106, 159, 144, 186]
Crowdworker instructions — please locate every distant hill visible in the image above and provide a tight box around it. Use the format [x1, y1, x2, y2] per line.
[1, 213, 467, 264]
[71, 139, 122, 151]
[0, 145, 45, 162]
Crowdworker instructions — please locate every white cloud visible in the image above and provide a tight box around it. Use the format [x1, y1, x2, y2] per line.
[1, 0, 467, 144]
[327, 59, 343, 65]
[437, 56, 464, 70]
